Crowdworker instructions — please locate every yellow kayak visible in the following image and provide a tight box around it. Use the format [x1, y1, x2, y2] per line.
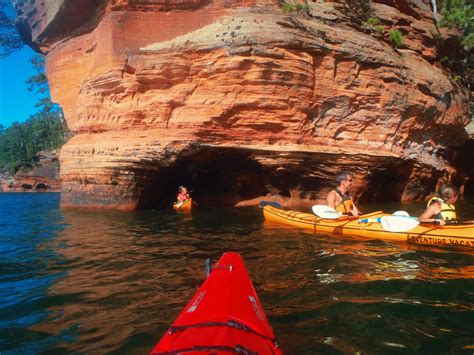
[263, 205, 474, 249]
[173, 198, 193, 212]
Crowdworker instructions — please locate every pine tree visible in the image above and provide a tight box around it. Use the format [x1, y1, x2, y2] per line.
[0, 54, 69, 173]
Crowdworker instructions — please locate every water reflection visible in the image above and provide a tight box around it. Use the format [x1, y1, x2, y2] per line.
[31, 209, 206, 353]
[1, 197, 473, 354]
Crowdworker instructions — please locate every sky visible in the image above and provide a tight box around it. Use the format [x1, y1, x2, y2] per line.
[0, 45, 45, 128]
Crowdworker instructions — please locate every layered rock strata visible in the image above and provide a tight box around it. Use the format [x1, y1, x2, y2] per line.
[0, 150, 60, 192]
[15, 0, 471, 209]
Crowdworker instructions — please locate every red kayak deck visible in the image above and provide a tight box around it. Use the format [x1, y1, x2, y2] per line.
[151, 252, 281, 354]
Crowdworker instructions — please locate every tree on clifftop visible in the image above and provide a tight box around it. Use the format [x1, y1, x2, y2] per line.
[0, 0, 22, 58]
[0, 1, 70, 174]
[0, 54, 68, 173]
[26, 54, 70, 148]
[437, 0, 473, 85]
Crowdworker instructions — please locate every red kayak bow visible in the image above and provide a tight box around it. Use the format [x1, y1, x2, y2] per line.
[151, 252, 281, 354]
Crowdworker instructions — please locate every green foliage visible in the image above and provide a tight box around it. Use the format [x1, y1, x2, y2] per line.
[362, 18, 385, 33]
[26, 56, 49, 94]
[373, 25, 385, 33]
[366, 17, 380, 26]
[438, 0, 473, 50]
[436, 0, 473, 78]
[462, 32, 474, 50]
[0, 114, 66, 174]
[389, 29, 404, 48]
[281, 1, 309, 13]
[0, 54, 69, 174]
[0, 1, 22, 58]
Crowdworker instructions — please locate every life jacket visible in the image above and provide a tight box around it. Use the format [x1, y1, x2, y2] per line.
[334, 188, 353, 214]
[427, 196, 457, 220]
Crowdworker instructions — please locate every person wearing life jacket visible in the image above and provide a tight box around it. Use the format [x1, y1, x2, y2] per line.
[176, 185, 190, 207]
[326, 172, 360, 217]
[419, 184, 458, 226]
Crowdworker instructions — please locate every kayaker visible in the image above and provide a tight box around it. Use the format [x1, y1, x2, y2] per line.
[176, 185, 190, 207]
[419, 184, 458, 226]
[326, 172, 360, 217]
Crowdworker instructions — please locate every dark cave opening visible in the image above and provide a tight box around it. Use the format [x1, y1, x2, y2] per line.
[35, 183, 48, 190]
[454, 139, 474, 198]
[136, 147, 268, 209]
[133, 148, 452, 209]
[463, 178, 474, 197]
[357, 160, 416, 203]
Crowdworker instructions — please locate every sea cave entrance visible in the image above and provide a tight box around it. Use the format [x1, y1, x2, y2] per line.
[136, 147, 268, 209]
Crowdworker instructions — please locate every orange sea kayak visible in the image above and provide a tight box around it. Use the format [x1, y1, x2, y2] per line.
[151, 252, 281, 354]
[263, 205, 474, 249]
[173, 198, 193, 212]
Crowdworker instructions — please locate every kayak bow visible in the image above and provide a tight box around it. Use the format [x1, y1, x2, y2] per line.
[151, 252, 281, 354]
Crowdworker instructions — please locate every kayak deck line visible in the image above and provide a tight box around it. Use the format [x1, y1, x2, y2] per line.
[168, 318, 278, 344]
[264, 207, 383, 229]
[155, 344, 258, 355]
[263, 205, 474, 249]
[151, 252, 282, 354]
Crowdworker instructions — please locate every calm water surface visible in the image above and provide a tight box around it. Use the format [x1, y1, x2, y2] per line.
[0, 193, 473, 354]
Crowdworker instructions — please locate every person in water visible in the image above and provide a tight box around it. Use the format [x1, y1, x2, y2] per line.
[176, 185, 190, 207]
[326, 172, 360, 217]
[419, 184, 458, 226]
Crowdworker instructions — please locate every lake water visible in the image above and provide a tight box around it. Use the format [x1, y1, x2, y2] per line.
[1, 193, 473, 354]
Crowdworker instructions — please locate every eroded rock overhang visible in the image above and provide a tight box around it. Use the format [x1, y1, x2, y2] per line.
[15, 0, 471, 209]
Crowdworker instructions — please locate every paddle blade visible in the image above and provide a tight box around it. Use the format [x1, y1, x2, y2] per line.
[393, 210, 409, 217]
[380, 215, 419, 232]
[259, 200, 282, 209]
[312, 205, 343, 219]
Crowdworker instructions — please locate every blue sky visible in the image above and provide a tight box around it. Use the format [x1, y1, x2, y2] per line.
[0, 45, 46, 128]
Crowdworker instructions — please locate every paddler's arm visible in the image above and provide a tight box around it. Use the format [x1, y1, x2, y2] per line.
[418, 203, 445, 226]
[326, 190, 337, 209]
[351, 203, 360, 218]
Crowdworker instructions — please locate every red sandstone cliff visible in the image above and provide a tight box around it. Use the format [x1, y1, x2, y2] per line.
[0, 150, 60, 192]
[14, 0, 471, 209]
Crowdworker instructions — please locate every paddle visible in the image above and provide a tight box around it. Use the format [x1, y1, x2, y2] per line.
[393, 210, 410, 217]
[380, 215, 420, 232]
[311, 205, 343, 219]
[259, 200, 282, 209]
[445, 219, 474, 225]
[205, 258, 211, 277]
[359, 215, 420, 232]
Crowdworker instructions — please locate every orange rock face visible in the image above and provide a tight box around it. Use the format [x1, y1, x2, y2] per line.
[0, 150, 60, 192]
[15, 0, 471, 209]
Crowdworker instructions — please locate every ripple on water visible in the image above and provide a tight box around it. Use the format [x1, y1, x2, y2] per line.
[0, 195, 473, 353]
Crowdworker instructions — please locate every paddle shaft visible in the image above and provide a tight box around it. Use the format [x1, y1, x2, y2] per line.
[446, 219, 474, 225]
[419, 219, 474, 226]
